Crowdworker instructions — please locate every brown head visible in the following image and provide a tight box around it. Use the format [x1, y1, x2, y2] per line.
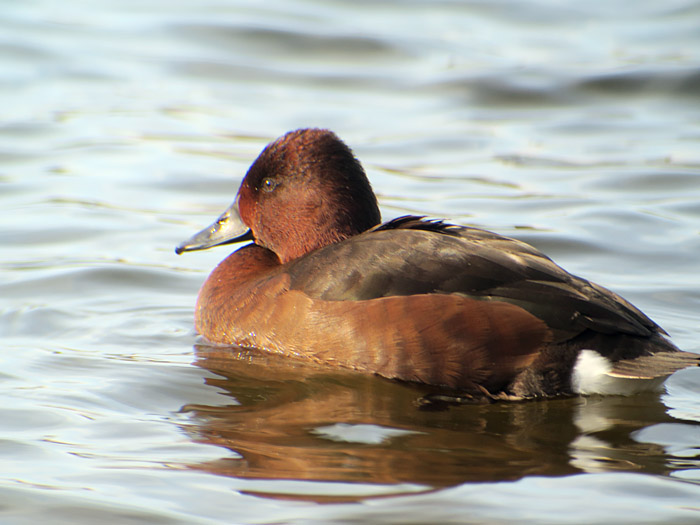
[176, 128, 382, 263]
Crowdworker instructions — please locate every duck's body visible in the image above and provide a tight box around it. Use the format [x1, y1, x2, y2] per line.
[178, 128, 698, 400]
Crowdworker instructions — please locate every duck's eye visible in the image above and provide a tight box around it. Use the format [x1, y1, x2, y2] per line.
[261, 177, 278, 193]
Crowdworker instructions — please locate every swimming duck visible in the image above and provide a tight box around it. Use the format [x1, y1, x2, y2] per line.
[177, 128, 698, 400]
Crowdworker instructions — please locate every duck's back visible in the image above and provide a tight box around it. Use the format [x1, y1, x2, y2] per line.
[287, 217, 657, 342]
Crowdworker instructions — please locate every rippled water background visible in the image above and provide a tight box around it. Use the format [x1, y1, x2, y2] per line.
[3, 1, 700, 523]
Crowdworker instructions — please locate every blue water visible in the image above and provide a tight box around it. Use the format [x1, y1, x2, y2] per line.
[2, 1, 700, 523]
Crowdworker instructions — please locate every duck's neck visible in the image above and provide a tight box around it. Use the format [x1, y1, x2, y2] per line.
[274, 215, 372, 264]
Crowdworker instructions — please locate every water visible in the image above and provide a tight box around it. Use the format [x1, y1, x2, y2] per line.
[2, 0, 700, 523]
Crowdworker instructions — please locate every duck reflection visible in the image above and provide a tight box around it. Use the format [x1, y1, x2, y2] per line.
[181, 343, 683, 501]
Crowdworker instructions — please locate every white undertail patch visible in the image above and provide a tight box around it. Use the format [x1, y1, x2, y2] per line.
[572, 349, 665, 396]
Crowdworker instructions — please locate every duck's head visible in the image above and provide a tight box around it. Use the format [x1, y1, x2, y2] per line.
[176, 128, 381, 263]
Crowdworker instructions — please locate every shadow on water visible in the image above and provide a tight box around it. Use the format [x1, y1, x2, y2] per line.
[178, 343, 694, 502]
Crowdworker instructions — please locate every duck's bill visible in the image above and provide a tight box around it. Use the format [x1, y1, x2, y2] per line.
[175, 201, 253, 254]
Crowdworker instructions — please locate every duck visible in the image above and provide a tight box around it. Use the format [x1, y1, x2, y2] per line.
[176, 128, 699, 400]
